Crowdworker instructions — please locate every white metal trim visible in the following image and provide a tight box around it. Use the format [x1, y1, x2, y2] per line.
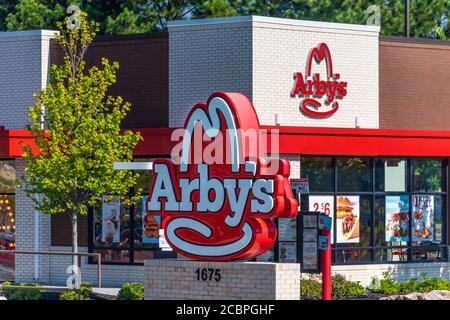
[168, 15, 380, 33]
[113, 162, 153, 170]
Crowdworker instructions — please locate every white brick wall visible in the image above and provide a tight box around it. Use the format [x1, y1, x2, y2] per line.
[330, 262, 450, 286]
[0, 30, 56, 130]
[168, 16, 379, 129]
[144, 260, 300, 300]
[169, 21, 253, 128]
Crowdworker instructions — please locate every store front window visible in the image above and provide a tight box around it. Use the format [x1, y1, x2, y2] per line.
[299, 156, 447, 265]
[0, 160, 16, 280]
[89, 158, 176, 265]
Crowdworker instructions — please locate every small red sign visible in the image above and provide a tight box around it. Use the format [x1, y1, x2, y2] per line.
[291, 43, 347, 117]
[146, 92, 298, 261]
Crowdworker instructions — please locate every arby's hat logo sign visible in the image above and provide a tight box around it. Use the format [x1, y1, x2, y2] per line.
[145, 92, 298, 261]
[291, 43, 347, 117]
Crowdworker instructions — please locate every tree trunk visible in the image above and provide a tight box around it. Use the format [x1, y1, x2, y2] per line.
[72, 210, 78, 269]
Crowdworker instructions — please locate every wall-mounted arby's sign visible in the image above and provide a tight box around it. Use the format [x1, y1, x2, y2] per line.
[291, 43, 347, 117]
[145, 92, 298, 261]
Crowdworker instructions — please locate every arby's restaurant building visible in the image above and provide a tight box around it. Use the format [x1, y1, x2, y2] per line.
[0, 15, 450, 287]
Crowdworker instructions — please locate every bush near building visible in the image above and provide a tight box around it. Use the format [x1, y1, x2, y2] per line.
[59, 282, 93, 300]
[117, 283, 144, 300]
[300, 274, 366, 299]
[0, 282, 42, 300]
[368, 272, 450, 295]
[301, 272, 450, 299]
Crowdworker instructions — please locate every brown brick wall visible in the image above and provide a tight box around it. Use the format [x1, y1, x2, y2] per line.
[51, 213, 88, 246]
[50, 33, 168, 129]
[50, 33, 168, 246]
[380, 37, 450, 130]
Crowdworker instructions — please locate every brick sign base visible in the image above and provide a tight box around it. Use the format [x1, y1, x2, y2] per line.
[144, 259, 300, 300]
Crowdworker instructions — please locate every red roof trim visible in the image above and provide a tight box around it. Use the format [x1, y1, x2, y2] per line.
[3, 126, 450, 158]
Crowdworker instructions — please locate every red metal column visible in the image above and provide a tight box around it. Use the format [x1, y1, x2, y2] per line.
[322, 228, 332, 300]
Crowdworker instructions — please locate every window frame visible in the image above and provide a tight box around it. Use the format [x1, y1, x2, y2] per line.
[88, 157, 174, 266]
[293, 156, 448, 265]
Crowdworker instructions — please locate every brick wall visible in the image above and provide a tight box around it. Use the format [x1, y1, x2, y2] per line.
[50, 33, 169, 129]
[144, 259, 300, 300]
[0, 30, 56, 130]
[44, 246, 144, 287]
[330, 262, 450, 286]
[380, 38, 450, 130]
[168, 16, 379, 129]
[168, 20, 253, 128]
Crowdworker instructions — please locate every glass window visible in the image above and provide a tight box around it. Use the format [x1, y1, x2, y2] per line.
[335, 196, 372, 263]
[375, 159, 407, 192]
[91, 159, 175, 265]
[336, 157, 371, 192]
[0, 160, 16, 193]
[375, 248, 408, 262]
[136, 195, 160, 249]
[375, 195, 409, 247]
[412, 159, 443, 192]
[0, 160, 15, 281]
[300, 157, 333, 192]
[296, 156, 447, 265]
[411, 195, 442, 244]
[92, 202, 131, 263]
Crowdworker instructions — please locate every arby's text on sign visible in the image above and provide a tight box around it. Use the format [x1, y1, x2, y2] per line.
[291, 43, 348, 117]
[145, 92, 298, 261]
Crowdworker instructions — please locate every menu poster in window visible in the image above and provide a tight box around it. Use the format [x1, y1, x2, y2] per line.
[309, 196, 334, 244]
[141, 195, 161, 245]
[279, 242, 297, 262]
[385, 195, 410, 242]
[101, 195, 120, 243]
[278, 218, 297, 241]
[412, 195, 434, 241]
[336, 196, 360, 243]
[302, 242, 318, 270]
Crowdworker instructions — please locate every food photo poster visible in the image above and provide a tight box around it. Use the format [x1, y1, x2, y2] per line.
[385, 195, 410, 242]
[101, 195, 121, 244]
[142, 195, 161, 244]
[309, 195, 334, 243]
[412, 195, 434, 241]
[336, 196, 360, 243]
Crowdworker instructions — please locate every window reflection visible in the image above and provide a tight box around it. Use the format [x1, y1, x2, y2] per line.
[300, 157, 333, 192]
[337, 157, 371, 192]
[412, 159, 442, 192]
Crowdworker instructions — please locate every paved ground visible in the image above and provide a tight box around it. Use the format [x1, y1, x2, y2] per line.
[92, 287, 120, 300]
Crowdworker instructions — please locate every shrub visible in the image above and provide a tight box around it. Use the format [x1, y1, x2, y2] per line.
[368, 271, 401, 295]
[331, 274, 366, 299]
[0, 282, 42, 300]
[59, 282, 93, 300]
[300, 274, 366, 299]
[117, 283, 144, 300]
[300, 274, 322, 299]
[368, 272, 450, 295]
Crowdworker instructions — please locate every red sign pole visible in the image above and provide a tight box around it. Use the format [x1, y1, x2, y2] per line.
[321, 228, 332, 300]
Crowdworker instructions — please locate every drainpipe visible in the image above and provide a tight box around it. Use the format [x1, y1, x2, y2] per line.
[34, 195, 40, 281]
[34, 107, 45, 281]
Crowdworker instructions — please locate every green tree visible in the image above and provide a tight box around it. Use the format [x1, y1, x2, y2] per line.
[105, 7, 154, 35]
[21, 12, 142, 270]
[6, 0, 65, 31]
[1, 1, 449, 38]
[0, 0, 17, 31]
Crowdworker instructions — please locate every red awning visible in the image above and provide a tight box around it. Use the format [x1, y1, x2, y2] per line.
[3, 126, 450, 158]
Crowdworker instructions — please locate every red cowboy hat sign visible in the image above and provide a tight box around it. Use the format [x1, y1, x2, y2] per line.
[291, 43, 348, 117]
[145, 92, 298, 261]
